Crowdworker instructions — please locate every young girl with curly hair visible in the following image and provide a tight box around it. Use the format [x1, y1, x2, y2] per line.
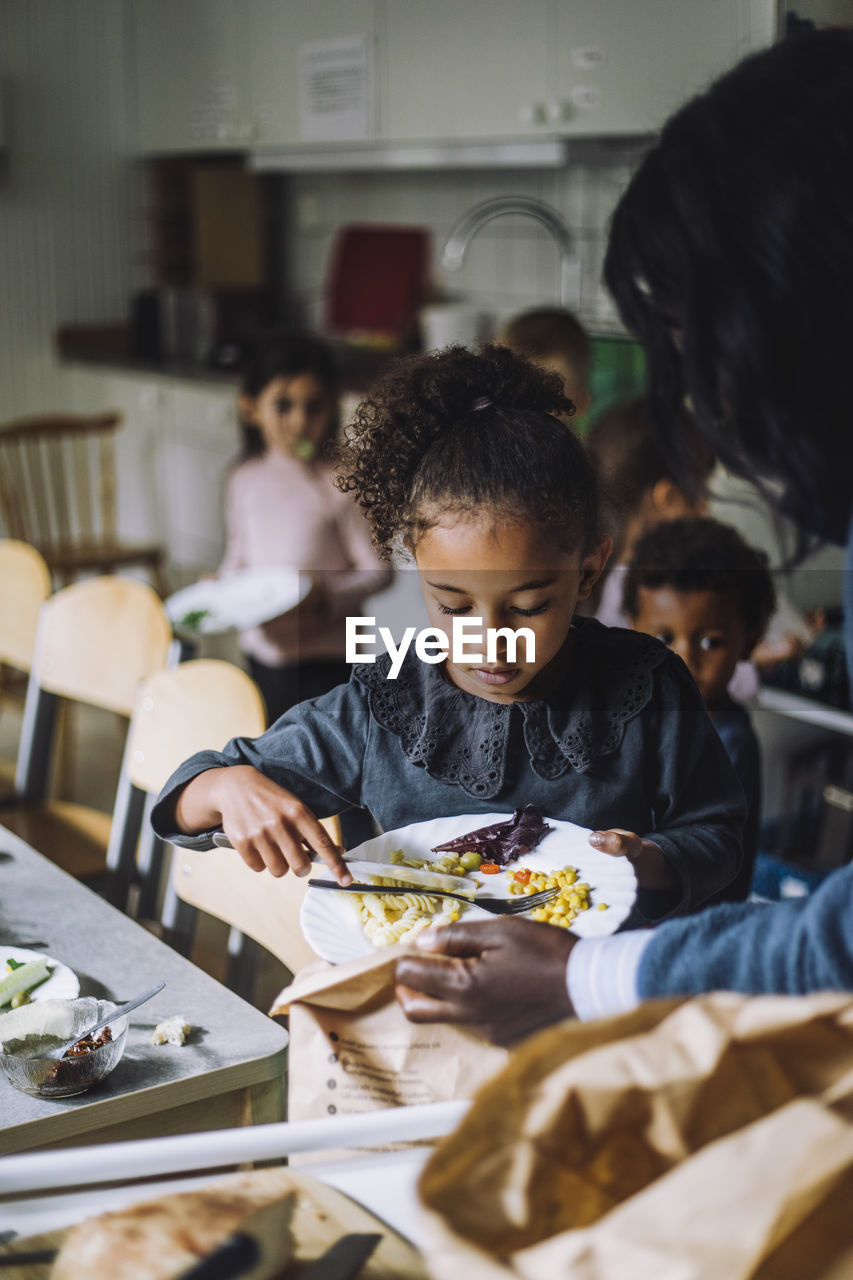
[152, 344, 745, 926]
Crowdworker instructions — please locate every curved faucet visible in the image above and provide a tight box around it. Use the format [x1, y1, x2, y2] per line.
[441, 196, 579, 309]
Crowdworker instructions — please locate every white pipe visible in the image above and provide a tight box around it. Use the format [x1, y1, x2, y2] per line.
[0, 1101, 469, 1195]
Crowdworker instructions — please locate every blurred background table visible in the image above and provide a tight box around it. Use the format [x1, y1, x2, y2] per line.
[0, 825, 288, 1155]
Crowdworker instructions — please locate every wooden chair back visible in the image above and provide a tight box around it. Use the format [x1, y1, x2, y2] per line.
[4, 576, 173, 882]
[0, 412, 122, 552]
[16, 576, 173, 805]
[0, 540, 52, 671]
[125, 659, 267, 793]
[0, 412, 166, 592]
[33, 575, 174, 716]
[113, 660, 333, 975]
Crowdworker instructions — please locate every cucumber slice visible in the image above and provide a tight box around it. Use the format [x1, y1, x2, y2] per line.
[0, 958, 53, 1008]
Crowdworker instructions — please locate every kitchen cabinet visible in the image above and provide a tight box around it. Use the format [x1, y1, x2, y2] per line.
[383, 0, 776, 142]
[132, 0, 376, 153]
[131, 0, 777, 155]
[132, 0, 246, 152]
[383, 0, 552, 141]
[161, 383, 237, 571]
[245, 0, 377, 148]
[552, 0, 777, 135]
[64, 366, 237, 580]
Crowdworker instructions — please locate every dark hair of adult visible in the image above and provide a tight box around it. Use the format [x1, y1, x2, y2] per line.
[604, 29, 853, 545]
[586, 395, 714, 555]
[237, 332, 341, 461]
[335, 343, 598, 558]
[622, 515, 777, 641]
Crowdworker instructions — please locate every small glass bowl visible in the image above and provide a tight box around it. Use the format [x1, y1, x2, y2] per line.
[0, 997, 128, 1097]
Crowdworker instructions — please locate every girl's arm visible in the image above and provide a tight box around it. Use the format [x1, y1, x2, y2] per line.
[150, 680, 369, 879]
[174, 764, 351, 884]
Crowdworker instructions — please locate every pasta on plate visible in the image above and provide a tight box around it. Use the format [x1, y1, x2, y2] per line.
[342, 851, 473, 949]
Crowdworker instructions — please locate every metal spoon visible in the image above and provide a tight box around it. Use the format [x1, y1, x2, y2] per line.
[46, 981, 166, 1059]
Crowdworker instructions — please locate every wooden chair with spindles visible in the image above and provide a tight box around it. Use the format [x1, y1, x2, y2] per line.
[4, 575, 174, 882]
[0, 540, 52, 799]
[0, 412, 168, 595]
[105, 659, 335, 987]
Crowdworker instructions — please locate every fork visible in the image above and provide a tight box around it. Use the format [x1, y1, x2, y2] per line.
[309, 880, 560, 915]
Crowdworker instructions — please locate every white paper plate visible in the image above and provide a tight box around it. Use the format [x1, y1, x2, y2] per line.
[300, 812, 638, 965]
[0, 946, 80, 1004]
[165, 568, 310, 636]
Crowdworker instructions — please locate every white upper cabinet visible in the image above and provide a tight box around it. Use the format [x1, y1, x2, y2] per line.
[245, 0, 377, 148]
[552, 0, 777, 135]
[132, 0, 778, 154]
[382, 0, 552, 141]
[132, 0, 246, 152]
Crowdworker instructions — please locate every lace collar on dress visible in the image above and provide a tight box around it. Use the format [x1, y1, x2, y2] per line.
[352, 616, 668, 799]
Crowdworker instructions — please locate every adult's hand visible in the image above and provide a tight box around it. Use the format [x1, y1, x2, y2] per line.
[395, 917, 576, 1046]
[174, 764, 351, 885]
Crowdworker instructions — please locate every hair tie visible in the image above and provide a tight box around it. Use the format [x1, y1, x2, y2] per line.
[471, 396, 492, 412]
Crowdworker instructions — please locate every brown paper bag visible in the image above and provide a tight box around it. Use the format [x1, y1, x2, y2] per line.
[270, 947, 509, 1158]
[416, 991, 853, 1280]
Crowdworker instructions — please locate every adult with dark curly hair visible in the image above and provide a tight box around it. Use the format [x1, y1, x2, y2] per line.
[152, 343, 746, 998]
[393, 29, 853, 1044]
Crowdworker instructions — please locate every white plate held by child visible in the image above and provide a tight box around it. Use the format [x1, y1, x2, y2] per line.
[300, 812, 638, 965]
[165, 568, 310, 636]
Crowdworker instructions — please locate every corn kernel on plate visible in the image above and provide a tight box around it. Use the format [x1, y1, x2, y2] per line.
[300, 813, 638, 965]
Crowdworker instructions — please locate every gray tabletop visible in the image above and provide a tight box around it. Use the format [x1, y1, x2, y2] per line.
[0, 825, 288, 1154]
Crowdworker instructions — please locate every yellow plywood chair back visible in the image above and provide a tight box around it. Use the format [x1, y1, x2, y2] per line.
[5, 576, 174, 881]
[127, 660, 336, 975]
[125, 659, 268, 793]
[0, 412, 167, 593]
[0, 540, 52, 671]
[35, 575, 174, 715]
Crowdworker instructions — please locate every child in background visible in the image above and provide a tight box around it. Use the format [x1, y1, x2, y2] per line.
[585, 395, 713, 627]
[153, 344, 746, 921]
[623, 516, 776, 900]
[220, 333, 391, 722]
[499, 307, 591, 421]
[586, 395, 815, 689]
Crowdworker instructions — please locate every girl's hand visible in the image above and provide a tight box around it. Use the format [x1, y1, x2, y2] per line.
[588, 828, 677, 890]
[395, 918, 576, 1046]
[175, 765, 351, 885]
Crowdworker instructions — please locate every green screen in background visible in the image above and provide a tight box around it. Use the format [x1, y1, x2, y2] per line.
[575, 334, 647, 435]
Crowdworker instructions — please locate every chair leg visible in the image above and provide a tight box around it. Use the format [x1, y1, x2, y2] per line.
[16, 685, 59, 802]
[161, 850, 199, 957]
[104, 777, 147, 911]
[136, 823, 169, 921]
[226, 928, 259, 1001]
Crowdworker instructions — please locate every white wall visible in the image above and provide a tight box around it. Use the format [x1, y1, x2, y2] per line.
[282, 141, 648, 339]
[0, 0, 136, 417]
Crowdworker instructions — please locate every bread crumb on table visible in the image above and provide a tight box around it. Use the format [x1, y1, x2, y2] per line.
[151, 1015, 191, 1046]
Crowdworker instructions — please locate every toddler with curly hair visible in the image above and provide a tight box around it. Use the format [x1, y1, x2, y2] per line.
[152, 345, 747, 926]
[623, 516, 777, 900]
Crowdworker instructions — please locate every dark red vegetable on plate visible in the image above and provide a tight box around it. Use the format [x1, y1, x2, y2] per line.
[431, 806, 552, 867]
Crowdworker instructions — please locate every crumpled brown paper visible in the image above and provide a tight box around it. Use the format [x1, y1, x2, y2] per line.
[270, 948, 508, 1155]
[416, 991, 853, 1280]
